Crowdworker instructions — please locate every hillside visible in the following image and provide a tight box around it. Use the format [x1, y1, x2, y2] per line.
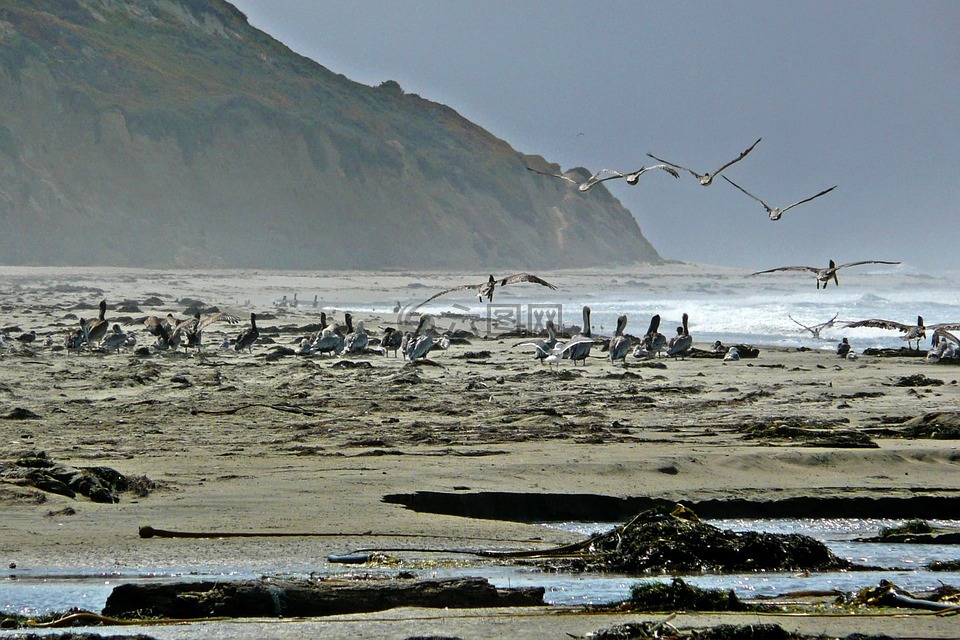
[0, 0, 661, 269]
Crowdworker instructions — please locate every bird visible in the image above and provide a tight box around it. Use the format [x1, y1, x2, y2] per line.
[513, 320, 559, 364]
[929, 328, 959, 361]
[634, 314, 667, 359]
[343, 315, 369, 355]
[666, 313, 693, 358]
[837, 337, 852, 357]
[234, 313, 260, 353]
[406, 315, 436, 361]
[789, 313, 840, 339]
[564, 306, 594, 365]
[126, 315, 172, 349]
[379, 326, 404, 357]
[419, 273, 557, 306]
[100, 324, 128, 353]
[312, 325, 345, 356]
[751, 260, 900, 289]
[15, 330, 37, 344]
[647, 137, 761, 186]
[526, 166, 625, 191]
[723, 346, 740, 361]
[64, 318, 89, 355]
[845, 316, 960, 351]
[620, 164, 681, 185]
[722, 176, 837, 221]
[85, 300, 110, 346]
[177, 312, 241, 352]
[608, 315, 631, 365]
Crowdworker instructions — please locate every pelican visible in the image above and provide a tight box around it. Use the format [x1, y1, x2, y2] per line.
[312, 324, 344, 356]
[234, 313, 260, 353]
[837, 337, 852, 357]
[406, 315, 436, 361]
[15, 330, 36, 344]
[929, 328, 959, 361]
[379, 326, 404, 357]
[526, 166, 625, 191]
[608, 315, 631, 365]
[845, 316, 960, 350]
[666, 313, 692, 358]
[100, 324, 128, 353]
[789, 313, 840, 339]
[343, 315, 369, 354]
[64, 318, 89, 355]
[127, 315, 172, 349]
[177, 312, 241, 352]
[564, 306, 594, 365]
[419, 273, 557, 306]
[647, 137, 761, 186]
[513, 320, 558, 364]
[751, 259, 900, 289]
[633, 314, 667, 359]
[722, 176, 837, 221]
[85, 300, 109, 346]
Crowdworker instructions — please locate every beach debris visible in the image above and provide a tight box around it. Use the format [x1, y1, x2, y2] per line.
[628, 578, 752, 612]
[899, 411, 960, 439]
[738, 419, 876, 449]
[1, 407, 41, 420]
[928, 559, 960, 571]
[0, 451, 155, 503]
[892, 374, 944, 387]
[688, 345, 759, 359]
[102, 576, 544, 618]
[848, 579, 960, 612]
[857, 519, 960, 544]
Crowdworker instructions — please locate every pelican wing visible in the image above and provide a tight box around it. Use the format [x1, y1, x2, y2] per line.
[526, 166, 579, 185]
[645, 152, 703, 180]
[779, 185, 838, 213]
[711, 137, 762, 177]
[929, 322, 960, 332]
[788, 315, 816, 332]
[834, 260, 900, 271]
[722, 176, 773, 213]
[498, 273, 558, 290]
[816, 312, 841, 329]
[844, 318, 912, 331]
[554, 335, 599, 356]
[933, 328, 960, 345]
[418, 282, 485, 306]
[751, 265, 819, 276]
[195, 312, 241, 331]
[581, 169, 627, 190]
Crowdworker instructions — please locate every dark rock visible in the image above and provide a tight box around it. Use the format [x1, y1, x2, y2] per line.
[2, 408, 41, 420]
[332, 360, 373, 369]
[900, 411, 960, 439]
[629, 578, 751, 612]
[893, 374, 944, 387]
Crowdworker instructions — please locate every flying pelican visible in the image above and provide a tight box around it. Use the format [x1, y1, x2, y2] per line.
[513, 320, 558, 364]
[526, 166, 625, 191]
[419, 273, 557, 306]
[845, 316, 960, 351]
[564, 306, 594, 365]
[722, 176, 837, 221]
[646, 137, 761, 186]
[85, 300, 109, 346]
[608, 315, 631, 365]
[234, 313, 260, 353]
[789, 313, 840, 339]
[633, 314, 667, 359]
[751, 259, 900, 289]
[666, 313, 692, 358]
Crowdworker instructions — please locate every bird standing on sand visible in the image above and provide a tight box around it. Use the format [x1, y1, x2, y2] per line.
[723, 346, 740, 361]
[343, 315, 369, 355]
[85, 300, 110, 346]
[64, 319, 89, 355]
[634, 313, 667, 359]
[379, 327, 404, 357]
[666, 313, 693, 358]
[513, 320, 559, 364]
[608, 315, 631, 365]
[100, 324, 128, 353]
[406, 315, 436, 361]
[844, 315, 960, 351]
[751, 260, 900, 289]
[722, 176, 837, 221]
[178, 312, 241, 352]
[647, 138, 762, 186]
[837, 338, 852, 357]
[419, 273, 557, 306]
[234, 313, 260, 353]
[563, 306, 594, 366]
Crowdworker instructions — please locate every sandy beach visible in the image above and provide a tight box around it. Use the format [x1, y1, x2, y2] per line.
[1, 265, 959, 638]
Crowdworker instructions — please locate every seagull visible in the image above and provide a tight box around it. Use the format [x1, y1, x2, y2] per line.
[647, 137, 761, 186]
[723, 346, 740, 361]
[419, 273, 557, 306]
[789, 313, 840, 339]
[845, 316, 960, 350]
[608, 315, 631, 365]
[234, 312, 260, 353]
[751, 259, 901, 289]
[722, 176, 837, 221]
[666, 313, 692, 358]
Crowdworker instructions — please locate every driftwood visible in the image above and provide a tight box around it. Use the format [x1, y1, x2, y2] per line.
[102, 576, 544, 619]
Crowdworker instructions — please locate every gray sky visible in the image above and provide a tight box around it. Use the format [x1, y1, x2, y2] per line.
[230, 1, 959, 271]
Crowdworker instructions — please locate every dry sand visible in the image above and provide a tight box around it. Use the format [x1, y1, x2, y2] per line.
[1, 266, 959, 639]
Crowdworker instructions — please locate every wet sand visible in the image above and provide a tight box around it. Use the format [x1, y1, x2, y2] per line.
[1, 266, 959, 638]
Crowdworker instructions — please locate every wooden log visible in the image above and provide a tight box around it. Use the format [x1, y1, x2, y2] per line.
[102, 577, 544, 619]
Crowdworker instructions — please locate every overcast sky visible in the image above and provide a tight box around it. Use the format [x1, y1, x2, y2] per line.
[230, 1, 959, 272]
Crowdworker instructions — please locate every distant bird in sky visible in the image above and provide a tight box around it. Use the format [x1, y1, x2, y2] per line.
[845, 315, 960, 350]
[751, 259, 900, 289]
[647, 137, 761, 186]
[789, 312, 839, 339]
[419, 273, 557, 305]
[722, 176, 837, 221]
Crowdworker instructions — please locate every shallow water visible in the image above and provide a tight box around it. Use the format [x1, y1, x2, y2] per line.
[3, 519, 958, 616]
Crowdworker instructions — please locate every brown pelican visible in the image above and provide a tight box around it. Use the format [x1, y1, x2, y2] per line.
[845, 316, 960, 350]
[634, 313, 667, 359]
[100, 324, 128, 353]
[234, 313, 260, 353]
[564, 306, 594, 365]
[513, 320, 558, 364]
[379, 326, 404, 356]
[64, 318, 89, 355]
[177, 312, 240, 352]
[406, 315, 435, 361]
[929, 328, 959, 361]
[647, 137, 761, 186]
[666, 313, 692, 358]
[789, 313, 840, 339]
[85, 300, 109, 346]
[722, 176, 837, 221]
[751, 260, 900, 289]
[343, 314, 369, 354]
[526, 166, 625, 192]
[837, 337, 852, 357]
[126, 315, 172, 349]
[419, 273, 557, 306]
[608, 315, 631, 365]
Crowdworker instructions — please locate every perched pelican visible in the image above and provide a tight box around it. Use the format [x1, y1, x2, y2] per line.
[722, 176, 837, 221]
[723, 346, 740, 361]
[234, 313, 260, 353]
[608, 315, 631, 365]
[647, 137, 761, 186]
[343, 315, 369, 354]
[564, 306, 594, 365]
[929, 328, 959, 361]
[845, 316, 960, 350]
[406, 315, 436, 361]
[100, 324, 128, 353]
[666, 313, 692, 358]
[312, 325, 344, 356]
[633, 314, 667, 359]
[837, 337, 852, 357]
[379, 327, 404, 357]
[178, 312, 241, 352]
[513, 320, 558, 364]
[64, 318, 89, 355]
[419, 273, 557, 306]
[789, 313, 840, 339]
[85, 300, 109, 346]
[751, 259, 900, 289]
